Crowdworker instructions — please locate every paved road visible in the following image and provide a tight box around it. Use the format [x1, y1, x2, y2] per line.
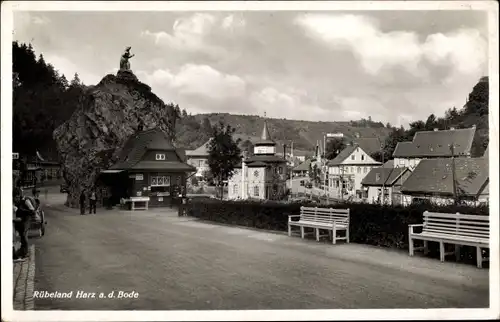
[34, 191, 489, 310]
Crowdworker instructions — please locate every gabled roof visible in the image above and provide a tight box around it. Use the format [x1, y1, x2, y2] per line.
[352, 137, 381, 155]
[361, 167, 409, 186]
[401, 157, 488, 197]
[382, 160, 394, 168]
[327, 144, 381, 166]
[109, 128, 193, 171]
[293, 159, 312, 171]
[393, 127, 475, 158]
[186, 139, 211, 157]
[327, 145, 357, 166]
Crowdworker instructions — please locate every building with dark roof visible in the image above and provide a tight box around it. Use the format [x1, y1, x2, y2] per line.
[392, 126, 476, 170]
[228, 118, 287, 200]
[292, 159, 311, 177]
[400, 157, 489, 206]
[101, 128, 196, 208]
[361, 167, 411, 205]
[326, 144, 382, 200]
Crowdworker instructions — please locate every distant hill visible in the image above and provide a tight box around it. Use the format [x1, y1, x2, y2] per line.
[175, 113, 393, 152]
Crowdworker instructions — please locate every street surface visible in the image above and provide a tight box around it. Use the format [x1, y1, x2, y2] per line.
[33, 187, 489, 310]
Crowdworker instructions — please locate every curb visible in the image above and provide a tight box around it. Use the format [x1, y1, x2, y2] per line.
[13, 244, 35, 310]
[191, 217, 287, 236]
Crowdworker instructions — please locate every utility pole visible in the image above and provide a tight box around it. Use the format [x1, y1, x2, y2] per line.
[450, 143, 458, 205]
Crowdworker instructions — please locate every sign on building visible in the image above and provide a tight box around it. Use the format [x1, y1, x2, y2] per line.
[326, 133, 344, 138]
[136, 174, 144, 181]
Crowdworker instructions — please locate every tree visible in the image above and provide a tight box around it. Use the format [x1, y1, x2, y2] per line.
[207, 121, 241, 200]
[70, 73, 82, 87]
[181, 109, 188, 118]
[424, 114, 437, 130]
[240, 139, 254, 157]
[325, 138, 346, 160]
[201, 117, 213, 134]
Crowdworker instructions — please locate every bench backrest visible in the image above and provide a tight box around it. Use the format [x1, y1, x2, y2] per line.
[130, 196, 150, 202]
[422, 211, 489, 240]
[300, 206, 350, 224]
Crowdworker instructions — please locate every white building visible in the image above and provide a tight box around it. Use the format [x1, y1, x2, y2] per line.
[361, 166, 412, 205]
[228, 119, 288, 200]
[327, 144, 382, 199]
[185, 139, 211, 178]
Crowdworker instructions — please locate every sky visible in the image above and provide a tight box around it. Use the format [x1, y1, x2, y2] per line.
[13, 9, 489, 127]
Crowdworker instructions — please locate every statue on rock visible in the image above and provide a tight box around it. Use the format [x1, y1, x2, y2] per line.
[120, 46, 135, 71]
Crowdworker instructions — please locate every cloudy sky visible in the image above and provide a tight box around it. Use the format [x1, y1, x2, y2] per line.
[13, 9, 488, 127]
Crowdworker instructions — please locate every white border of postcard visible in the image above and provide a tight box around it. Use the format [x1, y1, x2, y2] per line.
[2, 1, 499, 321]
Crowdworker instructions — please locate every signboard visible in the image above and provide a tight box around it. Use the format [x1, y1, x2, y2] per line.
[136, 174, 144, 181]
[13, 152, 19, 159]
[326, 133, 344, 138]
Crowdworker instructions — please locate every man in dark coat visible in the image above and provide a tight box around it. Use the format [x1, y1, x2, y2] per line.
[13, 187, 36, 260]
[79, 189, 86, 215]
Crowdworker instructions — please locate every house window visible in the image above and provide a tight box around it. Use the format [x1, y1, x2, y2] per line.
[364, 167, 367, 173]
[198, 160, 204, 167]
[253, 185, 259, 196]
[361, 155, 365, 161]
[278, 167, 283, 174]
[351, 155, 355, 160]
[151, 175, 170, 187]
[399, 159, 405, 165]
[156, 153, 166, 161]
[254, 170, 259, 177]
[357, 167, 361, 174]
[233, 184, 238, 194]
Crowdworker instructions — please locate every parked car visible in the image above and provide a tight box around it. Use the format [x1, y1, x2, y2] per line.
[60, 184, 69, 193]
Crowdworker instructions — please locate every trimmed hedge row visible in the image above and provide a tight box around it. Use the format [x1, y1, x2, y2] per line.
[186, 199, 489, 251]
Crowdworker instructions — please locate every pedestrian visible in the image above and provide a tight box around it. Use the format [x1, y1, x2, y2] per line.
[13, 187, 36, 260]
[89, 188, 97, 214]
[79, 189, 86, 215]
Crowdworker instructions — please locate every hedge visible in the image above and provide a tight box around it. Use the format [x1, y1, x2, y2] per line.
[185, 199, 489, 261]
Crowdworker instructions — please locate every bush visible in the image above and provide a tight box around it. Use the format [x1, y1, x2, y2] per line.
[186, 199, 489, 251]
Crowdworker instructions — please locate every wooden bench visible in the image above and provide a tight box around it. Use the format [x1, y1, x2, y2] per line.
[122, 197, 150, 211]
[288, 206, 350, 244]
[409, 211, 489, 268]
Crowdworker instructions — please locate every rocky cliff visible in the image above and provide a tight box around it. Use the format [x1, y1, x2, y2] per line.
[53, 70, 177, 208]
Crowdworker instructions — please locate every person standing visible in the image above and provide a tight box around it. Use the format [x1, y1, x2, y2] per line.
[13, 187, 36, 260]
[79, 189, 86, 215]
[89, 188, 97, 214]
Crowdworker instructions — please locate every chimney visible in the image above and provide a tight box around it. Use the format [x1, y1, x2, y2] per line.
[433, 128, 439, 131]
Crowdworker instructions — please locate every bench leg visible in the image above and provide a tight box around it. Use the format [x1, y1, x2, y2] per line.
[439, 242, 445, 262]
[423, 240, 429, 255]
[288, 224, 291, 237]
[346, 228, 350, 243]
[409, 237, 414, 256]
[332, 226, 337, 245]
[315, 228, 320, 242]
[455, 245, 460, 262]
[300, 226, 304, 239]
[476, 247, 483, 269]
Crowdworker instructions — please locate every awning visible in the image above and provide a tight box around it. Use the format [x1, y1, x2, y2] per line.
[100, 169, 124, 174]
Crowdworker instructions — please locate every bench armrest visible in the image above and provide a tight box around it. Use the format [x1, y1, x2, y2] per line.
[288, 215, 301, 222]
[408, 224, 423, 234]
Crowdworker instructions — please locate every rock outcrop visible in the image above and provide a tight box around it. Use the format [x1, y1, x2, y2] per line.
[53, 70, 177, 208]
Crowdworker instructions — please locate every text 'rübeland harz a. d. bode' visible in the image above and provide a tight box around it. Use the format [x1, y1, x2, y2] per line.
[33, 290, 139, 299]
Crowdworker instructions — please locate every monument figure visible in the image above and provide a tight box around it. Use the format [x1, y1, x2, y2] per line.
[120, 47, 135, 71]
